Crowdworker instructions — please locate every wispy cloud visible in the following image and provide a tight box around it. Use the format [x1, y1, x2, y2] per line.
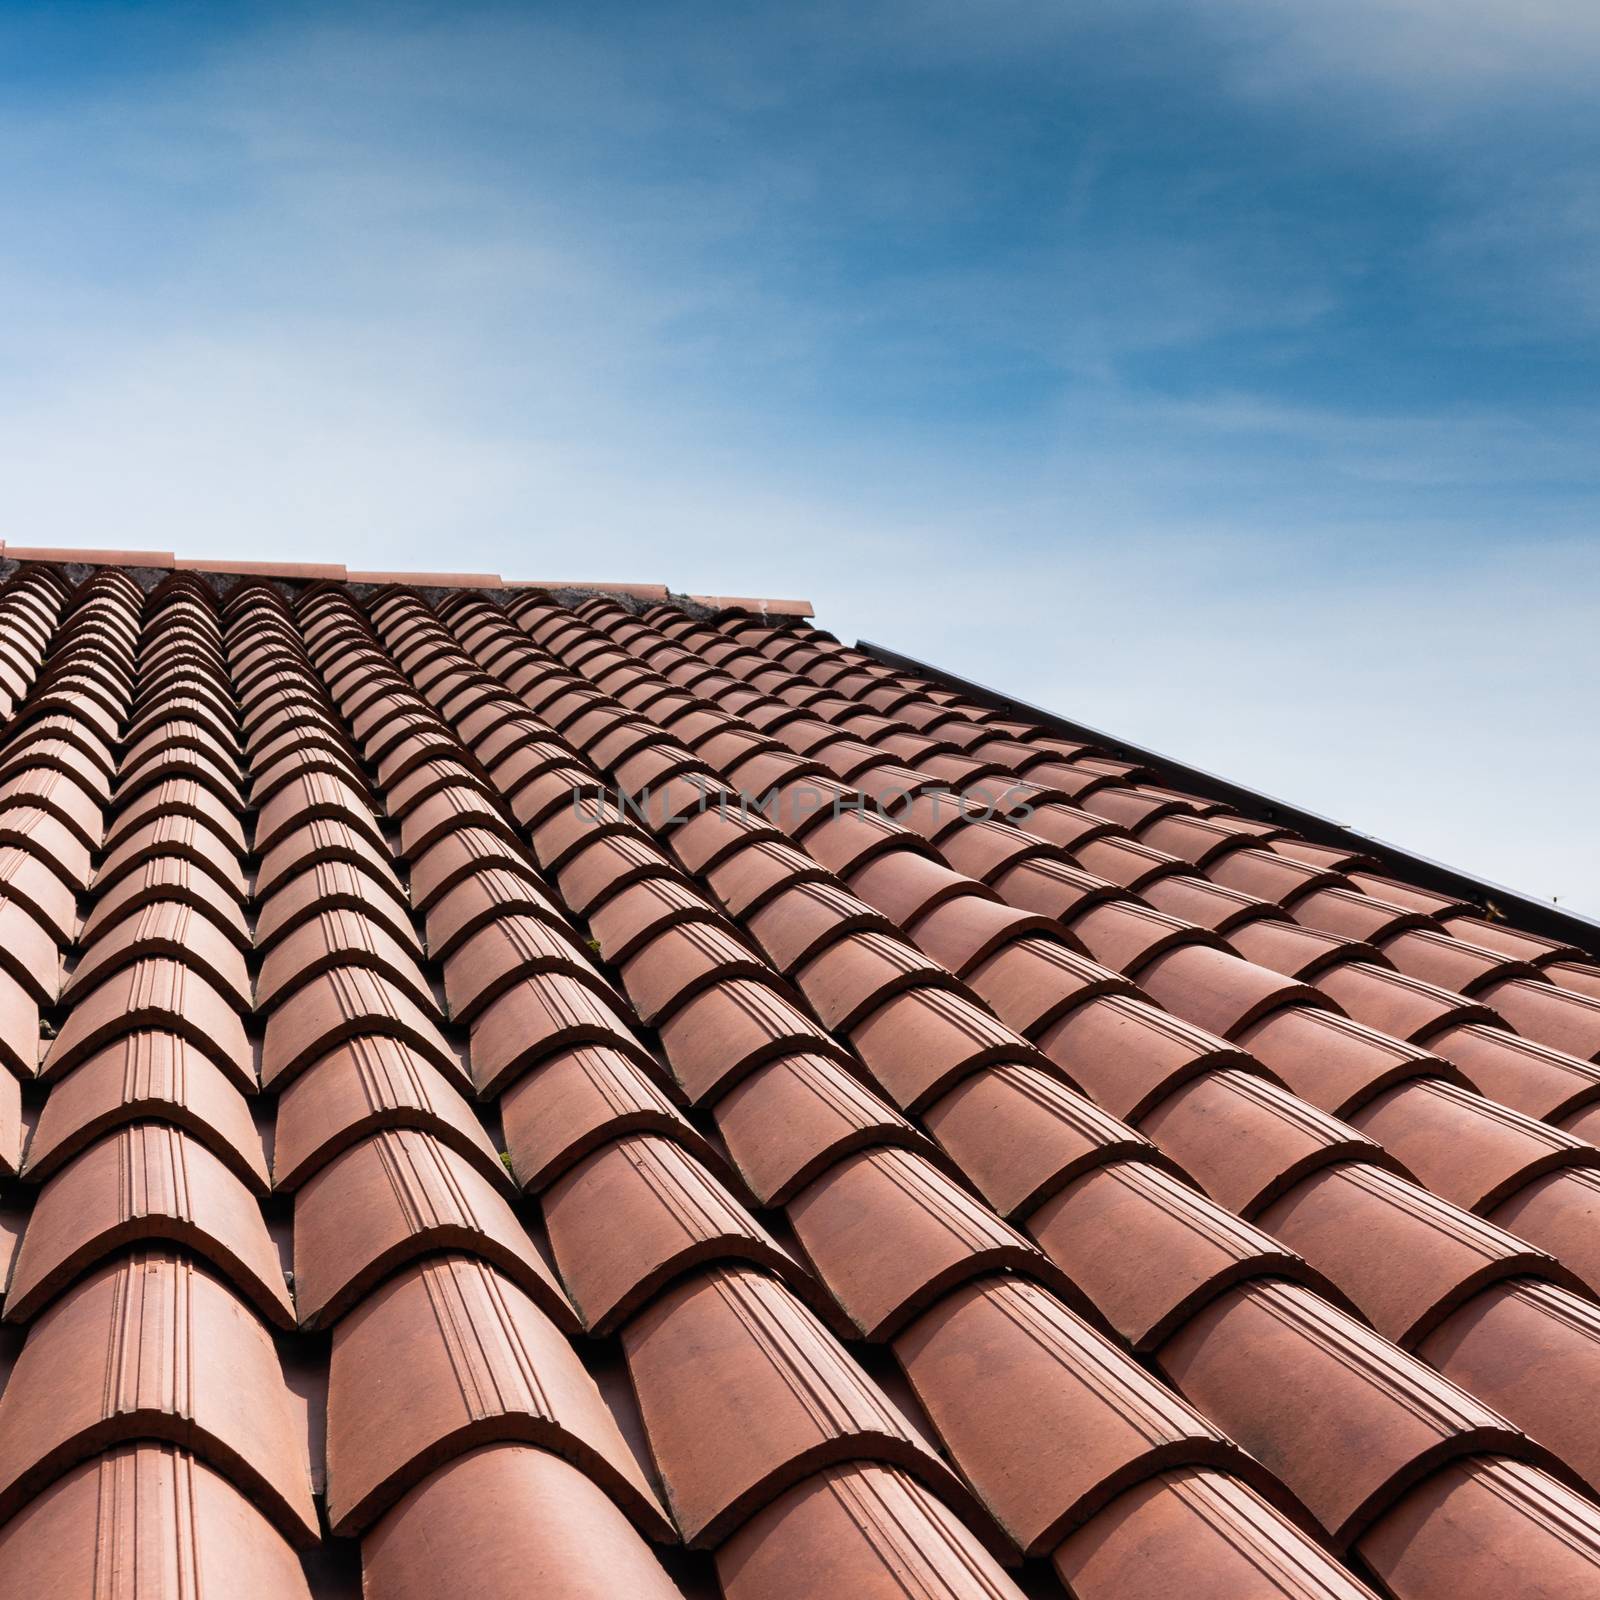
[0, 1, 1595, 911]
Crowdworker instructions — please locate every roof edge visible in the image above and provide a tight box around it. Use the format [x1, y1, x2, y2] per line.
[0, 542, 813, 618]
[858, 635, 1600, 959]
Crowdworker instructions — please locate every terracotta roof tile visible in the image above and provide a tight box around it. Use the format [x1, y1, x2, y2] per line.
[0, 551, 1596, 1596]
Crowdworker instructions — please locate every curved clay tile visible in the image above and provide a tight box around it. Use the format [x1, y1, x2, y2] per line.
[588, 876, 724, 967]
[620, 921, 778, 1027]
[1237, 1006, 1448, 1119]
[543, 1134, 809, 1334]
[991, 854, 1128, 925]
[255, 815, 405, 900]
[0, 764, 104, 849]
[1054, 1466, 1379, 1600]
[1418, 1280, 1600, 1495]
[66, 898, 253, 1011]
[43, 958, 252, 1088]
[1206, 848, 1344, 906]
[273, 1036, 504, 1191]
[747, 879, 901, 975]
[292, 1128, 576, 1331]
[1345, 872, 1473, 920]
[0, 839, 78, 949]
[96, 809, 249, 902]
[1156, 1279, 1535, 1548]
[1348, 1078, 1598, 1211]
[1291, 884, 1432, 945]
[848, 986, 1042, 1112]
[713, 1051, 925, 1206]
[0, 1251, 317, 1543]
[1550, 961, 1600, 1001]
[1255, 1163, 1567, 1347]
[1136, 946, 1332, 1041]
[1066, 897, 1224, 978]
[499, 1043, 705, 1193]
[1378, 927, 1536, 996]
[1356, 1457, 1600, 1600]
[410, 825, 534, 910]
[964, 937, 1138, 1038]
[5, 1123, 294, 1326]
[260, 966, 461, 1094]
[326, 1255, 672, 1537]
[469, 973, 652, 1097]
[254, 856, 419, 956]
[80, 853, 250, 954]
[23, 1031, 266, 1189]
[361, 1444, 686, 1600]
[254, 770, 383, 858]
[555, 830, 678, 915]
[894, 1276, 1260, 1555]
[423, 863, 560, 960]
[256, 908, 433, 1014]
[441, 915, 606, 1024]
[623, 1265, 985, 1549]
[789, 1148, 1084, 1341]
[922, 1063, 1155, 1218]
[1491, 1168, 1600, 1298]
[0, 806, 93, 889]
[0, 892, 61, 1007]
[1480, 977, 1600, 1064]
[795, 930, 959, 1034]
[1225, 918, 1378, 983]
[1315, 963, 1497, 1043]
[656, 979, 844, 1104]
[0, 1058, 21, 1175]
[1438, 913, 1588, 970]
[0, 1443, 313, 1599]
[716, 1463, 1026, 1600]
[706, 838, 831, 920]
[1027, 1157, 1337, 1351]
[1137, 1069, 1389, 1218]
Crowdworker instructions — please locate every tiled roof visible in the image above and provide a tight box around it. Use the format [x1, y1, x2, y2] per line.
[0, 548, 1597, 1597]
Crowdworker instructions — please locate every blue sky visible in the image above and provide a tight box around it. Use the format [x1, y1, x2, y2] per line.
[2, 1, 1597, 913]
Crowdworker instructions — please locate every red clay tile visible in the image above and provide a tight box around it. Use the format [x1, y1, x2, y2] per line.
[625, 1265, 983, 1548]
[965, 936, 1137, 1036]
[0, 1443, 315, 1599]
[1348, 1078, 1597, 1211]
[922, 1063, 1154, 1217]
[1055, 1466, 1380, 1600]
[44, 957, 253, 1087]
[895, 1276, 1260, 1554]
[1027, 1156, 1335, 1350]
[293, 1129, 577, 1330]
[1136, 945, 1330, 1040]
[716, 1463, 1024, 1600]
[1237, 1005, 1449, 1117]
[1255, 1162, 1566, 1346]
[1156, 1279, 1532, 1547]
[441, 913, 604, 1022]
[713, 1050, 924, 1205]
[789, 1145, 1085, 1339]
[1225, 917, 1377, 981]
[469, 971, 651, 1095]
[1356, 1457, 1600, 1600]
[1137, 1068, 1386, 1217]
[21, 1030, 266, 1188]
[5, 1123, 294, 1326]
[1418, 1280, 1600, 1496]
[0, 1251, 318, 1543]
[255, 856, 418, 955]
[1479, 976, 1600, 1062]
[326, 1255, 671, 1536]
[1207, 848, 1344, 905]
[657, 978, 844, 1102]
[1035, 993, 1253, 1122]
[273, 1035, 504, 1191]
[68, 898, 252, 1011]
[1345, 872, 1473, 919]
[1428, 1020, 1600, 1122]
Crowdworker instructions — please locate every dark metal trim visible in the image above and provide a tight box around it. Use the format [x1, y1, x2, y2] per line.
[858, 639, 1600, 959]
